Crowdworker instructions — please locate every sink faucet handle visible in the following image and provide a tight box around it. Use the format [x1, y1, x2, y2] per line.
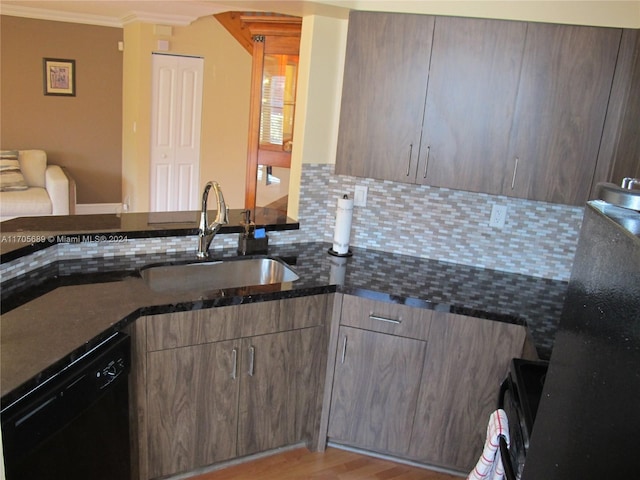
[211, 182, 228, 225]
[622, 177, 640, 190]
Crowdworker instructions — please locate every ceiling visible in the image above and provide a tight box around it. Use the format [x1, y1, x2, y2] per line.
[1, 1, 638, 28]
[0, 0, 350, 26]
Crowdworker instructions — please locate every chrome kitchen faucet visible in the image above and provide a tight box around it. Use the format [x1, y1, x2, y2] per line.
[197, 181, 228, 258]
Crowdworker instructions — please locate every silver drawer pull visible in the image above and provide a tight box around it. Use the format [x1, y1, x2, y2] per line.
[248, 346, 255, 376]
[511, 157, 519, 190]
[423, 145, 430, 179]
[369, 314, 401, 325]
[340, 336, 348, 364]
[231, 348, 238, 379]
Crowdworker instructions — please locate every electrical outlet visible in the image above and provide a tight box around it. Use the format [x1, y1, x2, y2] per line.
[489, 205, 507, 228]
[354, 185, 368, 207]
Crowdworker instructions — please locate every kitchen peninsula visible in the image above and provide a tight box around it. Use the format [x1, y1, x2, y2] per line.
[1, 209, 563, 477]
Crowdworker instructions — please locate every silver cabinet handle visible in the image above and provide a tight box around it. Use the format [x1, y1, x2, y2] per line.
[511, 157, 519, 190]
[248, 346, 255, 376]
[406, 144, 413, 177]
[423, 145, 430, 179]
[369, 314, 402, 325]
[340, 336, 347, 364]
[231, 348, 238, 379]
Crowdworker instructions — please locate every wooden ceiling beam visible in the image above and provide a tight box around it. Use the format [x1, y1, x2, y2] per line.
[214, 12, 302, 55]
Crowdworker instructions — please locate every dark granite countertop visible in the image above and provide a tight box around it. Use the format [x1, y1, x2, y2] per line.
[1, 239, 567, 407]
[0, 207, 299, 262]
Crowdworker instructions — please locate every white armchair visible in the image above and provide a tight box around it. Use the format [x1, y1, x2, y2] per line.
[0, 150, 76, 222]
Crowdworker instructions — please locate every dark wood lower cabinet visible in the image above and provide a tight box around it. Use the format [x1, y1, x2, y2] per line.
[325, 296, 528, 473]
[146, 340, 239, 479]
[238, 326, 325, 456]
[135, 293, 527, 477]
[408, 312, 527, 471]
[133, 295, 330, 480]
[327, 326, 427, 456]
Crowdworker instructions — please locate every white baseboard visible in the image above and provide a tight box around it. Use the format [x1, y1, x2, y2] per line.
[75, 203, 123, 215]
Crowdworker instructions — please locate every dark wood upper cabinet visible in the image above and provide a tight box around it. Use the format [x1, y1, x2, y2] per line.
[335, 12, 628, 206]
[335, 12, 434, 181]
[593, 28, 640, 193]
[420, 17, 527, 193]
[506, 23, 621, 205]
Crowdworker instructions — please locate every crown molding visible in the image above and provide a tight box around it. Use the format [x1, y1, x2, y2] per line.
[120, 10, 203, 27]
[0, 4, 123, 27]
[0, 4, 207, 28]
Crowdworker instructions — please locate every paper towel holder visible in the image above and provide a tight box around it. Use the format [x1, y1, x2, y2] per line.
[327, 247, 353, 257]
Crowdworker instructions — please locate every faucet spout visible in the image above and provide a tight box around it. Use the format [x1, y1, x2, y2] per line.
[197, 181, 228, 258]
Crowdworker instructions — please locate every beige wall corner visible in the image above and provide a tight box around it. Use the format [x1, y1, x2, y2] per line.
[288, 14, 348, 219]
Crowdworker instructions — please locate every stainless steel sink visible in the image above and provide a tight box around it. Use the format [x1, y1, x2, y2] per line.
[140, 256, 299, 293]
[597, 182, 640, 211]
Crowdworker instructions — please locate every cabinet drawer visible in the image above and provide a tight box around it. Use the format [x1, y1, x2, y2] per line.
[145, 307, 240, 351]
[240, 295, 328, 337]
[340, 295, 432, 341]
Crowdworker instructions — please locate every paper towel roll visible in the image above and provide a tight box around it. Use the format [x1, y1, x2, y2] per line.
[332, 195, 354, 255]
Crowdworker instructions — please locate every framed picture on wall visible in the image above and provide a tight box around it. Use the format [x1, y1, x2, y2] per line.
[43, 58, 75, 96]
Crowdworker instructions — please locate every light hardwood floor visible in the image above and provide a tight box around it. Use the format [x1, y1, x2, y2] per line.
[187, 447, 463, 480]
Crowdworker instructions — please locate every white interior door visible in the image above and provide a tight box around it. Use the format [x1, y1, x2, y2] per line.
[150, 54, 204, 212]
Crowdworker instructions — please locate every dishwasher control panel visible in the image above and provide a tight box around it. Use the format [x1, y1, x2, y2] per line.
[96, 355, 127, 389]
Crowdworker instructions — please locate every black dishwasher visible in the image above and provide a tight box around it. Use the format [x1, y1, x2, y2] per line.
[1, 331, 131, 480]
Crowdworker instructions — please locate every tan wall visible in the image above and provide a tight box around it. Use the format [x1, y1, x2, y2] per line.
[288, 14, 348, 218]
[0, 15, 123, 204]
[121, 16, 252, 212]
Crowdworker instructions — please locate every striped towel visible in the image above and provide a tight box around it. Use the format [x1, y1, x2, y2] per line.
[467, 409, 510, 480]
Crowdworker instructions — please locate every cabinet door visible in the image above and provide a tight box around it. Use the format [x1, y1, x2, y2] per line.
[408, 313, 526, 471]
[238, 326, 324, 456]
[507, 23, 621, 205]
[327, 326, 427, 456]
[146, 340, 240, 478]
[594, 29, 640, 193]
[335, 11, 434, 182]
[420, 17, 526, 193]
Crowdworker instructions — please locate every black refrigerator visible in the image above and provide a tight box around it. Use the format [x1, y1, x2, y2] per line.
[521, 199, 640, 479]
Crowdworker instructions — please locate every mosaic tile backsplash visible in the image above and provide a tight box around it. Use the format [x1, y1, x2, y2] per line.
[278, 164, 584, 281]
[0, 163, 583, 283]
